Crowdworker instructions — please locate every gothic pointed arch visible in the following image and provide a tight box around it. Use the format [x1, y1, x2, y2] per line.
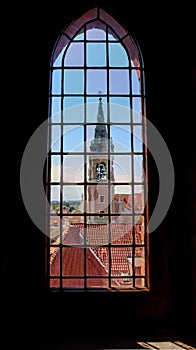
[47, 7, 149, 290]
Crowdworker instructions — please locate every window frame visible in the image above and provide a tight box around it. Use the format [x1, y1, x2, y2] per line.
[46, 6, 150, 292]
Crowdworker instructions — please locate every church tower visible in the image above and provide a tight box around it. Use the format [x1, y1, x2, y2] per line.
[87, 97, 115, 222]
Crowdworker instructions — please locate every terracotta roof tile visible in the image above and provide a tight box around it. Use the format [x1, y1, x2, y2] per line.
[50, 223, 144, 288]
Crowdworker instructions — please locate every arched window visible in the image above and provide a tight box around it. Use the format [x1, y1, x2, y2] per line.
[46, 7, 149, 290]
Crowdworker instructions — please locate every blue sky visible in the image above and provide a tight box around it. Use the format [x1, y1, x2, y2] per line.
[49, 27, 145, 201]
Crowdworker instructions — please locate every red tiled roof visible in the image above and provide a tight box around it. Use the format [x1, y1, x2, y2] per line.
[50, 223, 144, 288]
[114, 193, 143, 210]
[50, 226, 111, 288]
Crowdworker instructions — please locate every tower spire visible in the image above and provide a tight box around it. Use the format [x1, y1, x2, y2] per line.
[89, 96, 113, 154]
[94, 95, 107, 140]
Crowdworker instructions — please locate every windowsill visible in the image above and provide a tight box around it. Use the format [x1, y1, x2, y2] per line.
[48, 287, 150, 293]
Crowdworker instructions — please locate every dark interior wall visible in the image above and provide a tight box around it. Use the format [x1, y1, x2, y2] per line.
[190, 43, 196, 326]
[2, 0, 195, 345]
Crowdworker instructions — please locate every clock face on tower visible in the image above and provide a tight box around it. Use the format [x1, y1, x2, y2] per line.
[96, 162, 107, 182]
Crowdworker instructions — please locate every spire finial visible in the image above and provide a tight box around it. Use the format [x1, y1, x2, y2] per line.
[98, 90, 102, 102]
[97, 92, 104, 123]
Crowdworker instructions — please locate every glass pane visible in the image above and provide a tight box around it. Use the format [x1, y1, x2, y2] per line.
[132, 69, 141, 94]
[62, 278, 84, 288]
[62, 247, 84, 275]
[50, 279, 60, 288]
[132, 97, 142, 123]
[62, 221, 84, 246]
[86, 21, 106, 40]
[50, 97, 61, 123]
[50, 246, 60, 276]
[51, 125, 61, 152]
[110, 125, 131, 152]
[135, 277, 145, 288]
[110, 221, 133, 245]
[87, 126, 108, 153]
[134, 155, 144, 183]
[135, 215, 145, 244]
[86, 278, 109, 288]
[134, 185, 145, 214]
[64, 42, 84, 66]
[112, 155, 132, 183]
[110, 154, 115, 182]
[109, 97, 130, 122]
[87, 156, 108, 182]
[135, 247, 145, 276]
[87, 184, 109, 214]
[50, 185, 60, 213]
[51, 70, 62, 94]
[63, 125, 84, 152]
[50, 216, 60, 244]
[86, 69, 107, 94]
[109, 69, 130, 94]
[111, 247, 132, 278]
[51, 155, 61, 182]
[63, 185, 84, 212]
[87, 125, 95, 152]
[86, 248, 108, 275]
[109, 43, 129, 67]
[87, 43, 106, 66]
[86, 222, 109, 246]
[127, 248, 145, 280]
[64, 69, 84, 94]
[63, 96, 84, 123]
[86, 97, 107, 123]
[133, 125, 143, 152]
[111, 185, 133, 214]
[63, 155, 84, 182]
[89, 246, 109, 274]
[111, 277, 133, 289]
